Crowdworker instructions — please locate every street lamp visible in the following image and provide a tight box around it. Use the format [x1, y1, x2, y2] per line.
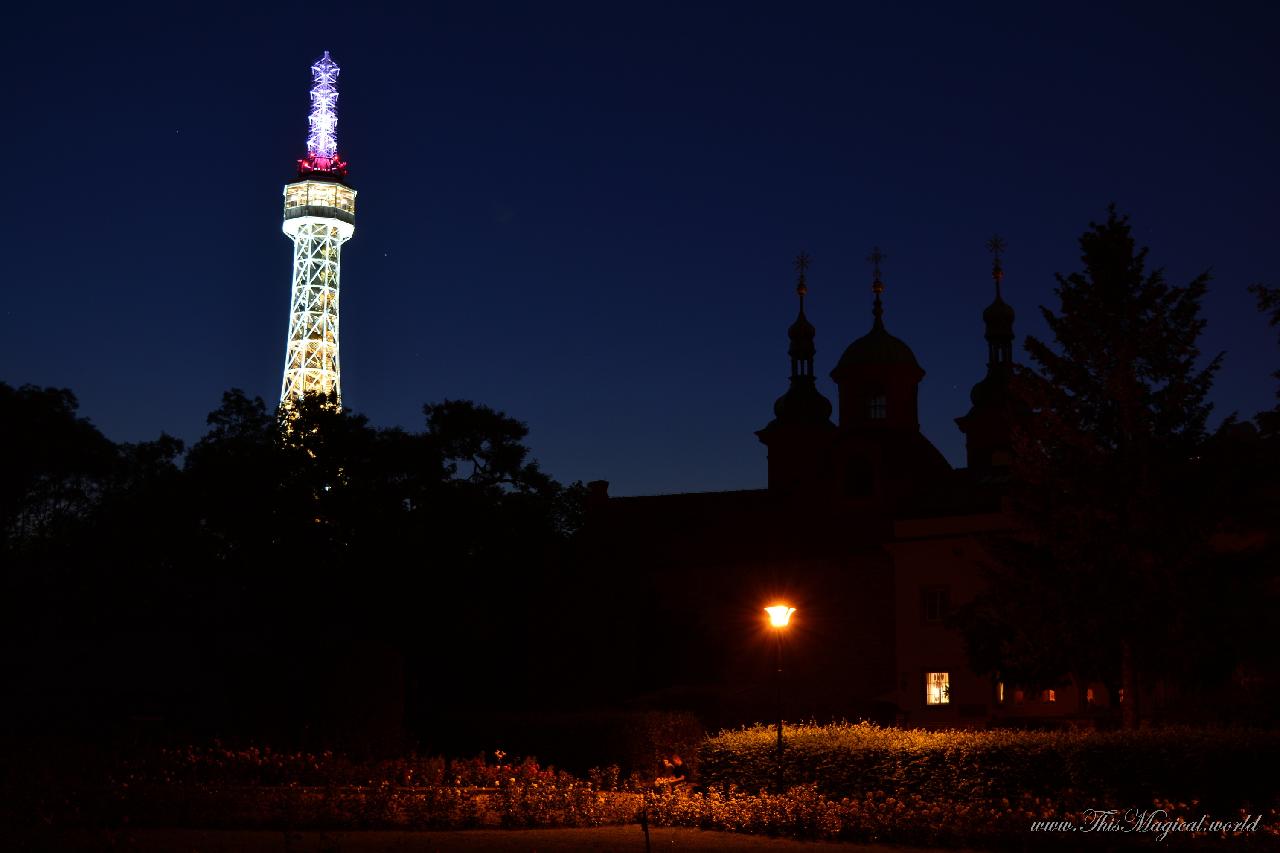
[764, 604, 795, 793]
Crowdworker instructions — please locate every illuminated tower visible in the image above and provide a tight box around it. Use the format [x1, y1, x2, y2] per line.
[280, 51, 356, 404]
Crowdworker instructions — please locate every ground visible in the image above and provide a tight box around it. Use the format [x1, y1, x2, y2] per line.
[50, 827, 954, 852]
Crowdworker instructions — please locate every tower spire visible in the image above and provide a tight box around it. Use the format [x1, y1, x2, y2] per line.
[795, 251, 810, 310]
[866, 246, 888, 327]
[981, 234, 1014, 368]
[757, 253, 834, 489]
[986, 234, 1006, 301]
[788, 252, 816, 379]
[299, 50, 348, 178]
[956, 235, 1021, 470]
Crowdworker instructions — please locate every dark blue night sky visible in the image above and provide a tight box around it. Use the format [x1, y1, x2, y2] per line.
[4, 2, 1276, 495]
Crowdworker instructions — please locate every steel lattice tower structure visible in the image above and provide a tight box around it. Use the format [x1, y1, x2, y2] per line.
[280, 51, 356, 404]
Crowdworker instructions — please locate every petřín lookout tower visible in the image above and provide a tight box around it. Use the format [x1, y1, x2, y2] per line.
[280, 51, 356, 404]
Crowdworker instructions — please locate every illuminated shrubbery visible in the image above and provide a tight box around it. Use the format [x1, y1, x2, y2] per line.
[55, 724, 1280, 845]
[699, 722, 1280, 811]
[107, 747, 640, 830]
[645, 784, 1280, 848]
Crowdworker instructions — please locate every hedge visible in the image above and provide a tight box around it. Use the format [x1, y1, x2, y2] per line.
[698, 722, 1280, 810]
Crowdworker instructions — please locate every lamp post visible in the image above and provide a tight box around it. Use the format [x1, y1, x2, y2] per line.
[764, 604, 795, 794]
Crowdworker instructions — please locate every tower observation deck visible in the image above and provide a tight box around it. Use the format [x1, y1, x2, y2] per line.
[280, 51, 356, 404]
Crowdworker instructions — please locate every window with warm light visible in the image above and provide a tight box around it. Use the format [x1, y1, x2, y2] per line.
[1086, 687, 1096, 705]
[1041, 688, 1056, 703]
[925, 672, 950, 705]
[997, 681, 1005, 703]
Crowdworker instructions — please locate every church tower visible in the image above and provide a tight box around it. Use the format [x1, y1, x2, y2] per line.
[829, 248, 925, 430]
[828, 249, 949, 502]
[756, 254, 835, 492]
[955, 236, 1020, 472]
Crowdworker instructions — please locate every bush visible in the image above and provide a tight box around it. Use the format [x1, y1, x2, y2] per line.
[699, 722, 1280, 811]
[429, 710, 705, 779]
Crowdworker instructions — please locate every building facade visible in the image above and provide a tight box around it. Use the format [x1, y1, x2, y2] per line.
[580, 246, 1102, 728]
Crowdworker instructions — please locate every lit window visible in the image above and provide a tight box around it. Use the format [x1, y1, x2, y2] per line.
[1086, 687, 1095, 705]
[997, 681, 1005, 703]
[926, 672, 950, 705]
[1014, 689, 1025, 704]
[868, 395, 887, 419]
[1041, 688, 1056, 703]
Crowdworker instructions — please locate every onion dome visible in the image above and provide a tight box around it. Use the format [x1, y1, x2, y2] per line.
[983, 295, 1015, 331]
[788, 311, 816, 351]
[761, 253, 834, 430]
[982, 245, 1016, 338]
[956, 235, 1024, 472]
[771, 379, 834, 424]
[980, 236, 1016, 363]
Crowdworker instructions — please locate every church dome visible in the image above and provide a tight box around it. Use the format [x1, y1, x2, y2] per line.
[969, 372, 1008, 408]
[833, 321, 921, 372]
[772, 380, 833, 425]
[788, 312, 816, 342]
[982, 296, 1015, 333]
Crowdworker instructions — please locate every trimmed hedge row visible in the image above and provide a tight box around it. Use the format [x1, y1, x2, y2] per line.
[699, 722, 1280, 809]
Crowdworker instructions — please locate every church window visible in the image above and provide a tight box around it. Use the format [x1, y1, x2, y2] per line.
[997, 681, 1005, 703]
[926, 672, 950, 705]
[1041, 688, 1057, 703]
[868, 394, 887, 419]
[921, 586, 949, 624]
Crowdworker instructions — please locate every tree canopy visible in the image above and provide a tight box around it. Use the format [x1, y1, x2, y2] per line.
[1, 384, 584, 749]
[956, 207, 1249, 726]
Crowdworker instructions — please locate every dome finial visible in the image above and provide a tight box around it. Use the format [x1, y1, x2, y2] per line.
[986, 234, 1006, 301]
[794, 251, 810, 309]
[866, 246, 888, 325]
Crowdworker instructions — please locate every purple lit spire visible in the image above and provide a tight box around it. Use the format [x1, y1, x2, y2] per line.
[299, 51, 347, 177]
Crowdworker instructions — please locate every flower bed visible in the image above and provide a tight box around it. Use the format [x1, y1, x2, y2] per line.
[644, 784, 1279, 849]
[39, 724, 1280, 847]
[111, 782, 641, 830]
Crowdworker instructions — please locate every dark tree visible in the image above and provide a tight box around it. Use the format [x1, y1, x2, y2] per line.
[0, 383, 115, 549]
[1251, 283, 1280, 438]
[958, 208, 1223, 727]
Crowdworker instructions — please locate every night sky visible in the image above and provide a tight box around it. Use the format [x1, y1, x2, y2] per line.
[4, 2, 1276, 496]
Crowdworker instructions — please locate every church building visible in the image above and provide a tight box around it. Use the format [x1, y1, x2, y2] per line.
[578, 243, 1096, 728]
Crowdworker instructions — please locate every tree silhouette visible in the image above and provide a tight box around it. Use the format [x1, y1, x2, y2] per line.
[958, 207, 1223, 726]
[1250, 283, 1280, 438]
[1, 381, 583, 746]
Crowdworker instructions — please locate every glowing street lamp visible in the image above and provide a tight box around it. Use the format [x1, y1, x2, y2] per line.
[765, 605, 796, 628]
[764, 603, 795, 793]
